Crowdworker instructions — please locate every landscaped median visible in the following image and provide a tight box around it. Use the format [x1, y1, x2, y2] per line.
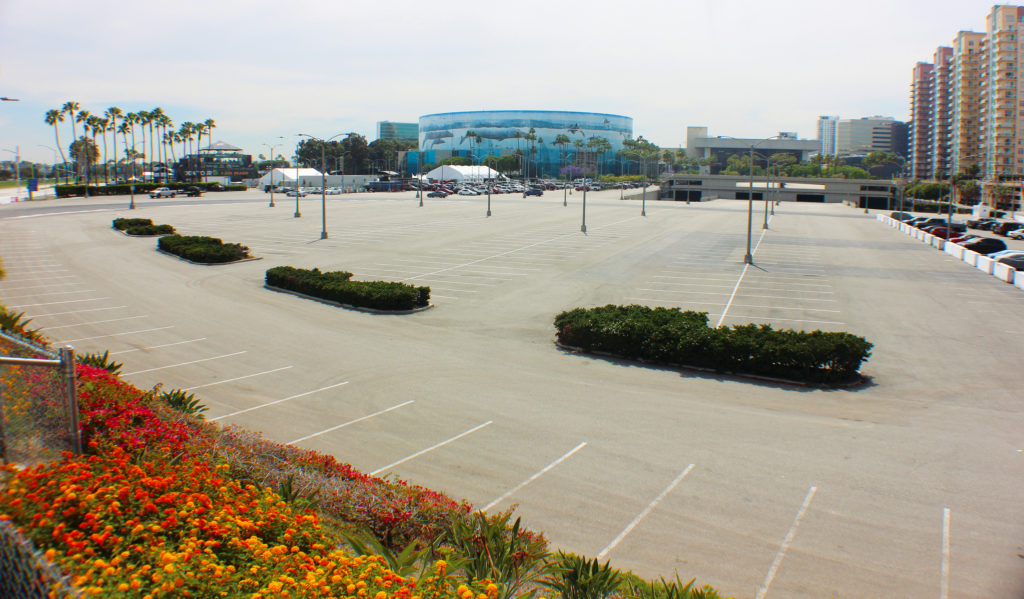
[554, 305, 872, 385]
[112, 217, 176, 236]
[266, 266, 430, 312]
[158, 235, 254, 264]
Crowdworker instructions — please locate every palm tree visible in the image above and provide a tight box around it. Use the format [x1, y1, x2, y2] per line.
[61, 102, 80, 181]
[105, 107, 123, 181]
[77, 110, 92, 184]
[146, 108, 162, 181]
[45, 109, 69, 183]
[136, 110, 150, 178]
[156, 113, 173, 181]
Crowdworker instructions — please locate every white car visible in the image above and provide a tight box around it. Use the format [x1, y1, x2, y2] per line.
[325, 187, 343, 195]
[286, 189, 308, 197]
[1008, 228, 1024, 240]
[457, 189, 478, 196]
[149, 187, 176, 198]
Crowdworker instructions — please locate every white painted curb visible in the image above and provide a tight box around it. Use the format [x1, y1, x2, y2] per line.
[962, 249, 980, 267]
[976, 255, 995, 275]
[992, 262, 1016, 284]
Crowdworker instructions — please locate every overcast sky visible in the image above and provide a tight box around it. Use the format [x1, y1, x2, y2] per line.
[0, 0, 1002, 163]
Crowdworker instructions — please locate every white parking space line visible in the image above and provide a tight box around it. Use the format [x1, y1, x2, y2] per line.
[1, 265, 66, 271]
[941, 507, 951, 599]
[639, 300, 841, 313]
[181, 365, 294, 391]
[716, 264, 750, 327]
[370, 420, 494, 476]
[721, 314, 845, 325]
[0, 282, 89, 293]
[212, 381, 350, 421]
[1, 289, 96, 300]
[643, 282, 736, 290]
[597, 464, 695, 560]
[110, 337, 208, 355]
[29, 305, 128, 318]
[123, 350, 248, 376]
[58, 325, 174, 343]
[287, 398, 410, 444]
[7, 296, 110, 309]
[483, 442, 588, 512]
[755, 486, 818, 599]
[43, 315, 149, 330]
[1, 275, 80, 284]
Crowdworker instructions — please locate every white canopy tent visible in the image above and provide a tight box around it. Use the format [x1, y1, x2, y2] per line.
[423, 165, 503, 183]
[258, 167, 324, 188]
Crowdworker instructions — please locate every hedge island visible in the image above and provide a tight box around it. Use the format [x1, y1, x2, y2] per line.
[158, 235, 251, 264]
[112, 217, 176, 236]
[266, 266, 430, 312]
[554, 304, 872, 384]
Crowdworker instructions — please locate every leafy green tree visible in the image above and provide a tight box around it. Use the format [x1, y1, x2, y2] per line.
[862, 151, 902, 168]
[956, 179, 980, 204]
[69, 136, 99, 174]
[440, 156, 472, 166]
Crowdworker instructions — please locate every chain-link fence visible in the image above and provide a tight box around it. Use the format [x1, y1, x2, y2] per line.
[0, 330, 81, 467]
[0, 518, 81, 598]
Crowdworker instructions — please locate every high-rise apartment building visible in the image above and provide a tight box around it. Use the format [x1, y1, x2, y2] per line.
[910, 62, 935, 178]
[983, 4, 1024, 180]
[951, 31, 987, 175]
[930, 47, 954, 177]
[816, 116, 838, 156]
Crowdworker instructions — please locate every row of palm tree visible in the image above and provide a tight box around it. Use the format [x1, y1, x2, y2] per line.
[44, 101, 216, 185]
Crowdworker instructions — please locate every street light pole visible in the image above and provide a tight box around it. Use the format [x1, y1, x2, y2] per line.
[294, 153, 301, 218]
[746, 144, 754, 264]
[299, 132, 356, 238]
[264, 138, 282, 208]
[763, 160, 770, 230]
[581, 184, 587, 233]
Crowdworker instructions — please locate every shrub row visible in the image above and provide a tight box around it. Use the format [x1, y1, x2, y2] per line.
[554, 304, 872, 384]
[266, 265, 430, 311]
[111, 217, 175, 236]
[157, 235, 250, 264]
[56, 182, 246, 198]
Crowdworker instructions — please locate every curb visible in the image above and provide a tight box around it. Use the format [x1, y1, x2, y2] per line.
[553, 341, 867, 388]
[264, 284, 433, 315]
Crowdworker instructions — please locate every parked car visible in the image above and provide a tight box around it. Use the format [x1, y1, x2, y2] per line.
[949, 234, 979, 244]
[996, 255, 1024, 270]
[987, 249, 1024, 261]
[966, 217, 1000, 229]
[149, 187, 176, 198]
[180, 186, 203, 197]
[908, 217, 948, 229]
[426, 190, 448, 198]
[993, 221, 1024, 236]
[960, 237, 1007, 254]
[524, 188, 543, 196]
[208, 183, 226, 191]
[890, 211, 914, 221]
[923, 227, 960, 239]
[285, 189, 307, 197]
[1008, 228, 1024, 240]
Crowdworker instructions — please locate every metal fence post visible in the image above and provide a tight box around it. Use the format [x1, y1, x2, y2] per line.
[59, 347, 82, 455]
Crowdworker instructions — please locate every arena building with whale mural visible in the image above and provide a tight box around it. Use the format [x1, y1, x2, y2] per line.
[407, 110, 634, 178]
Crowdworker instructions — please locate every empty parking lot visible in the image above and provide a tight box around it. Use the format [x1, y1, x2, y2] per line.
[2, 190, 1023, 598]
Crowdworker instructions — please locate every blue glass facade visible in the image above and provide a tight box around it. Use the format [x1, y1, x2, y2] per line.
[407, 110, 633, 177]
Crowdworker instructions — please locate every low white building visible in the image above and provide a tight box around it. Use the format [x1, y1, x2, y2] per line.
[257, 167, 324, 188]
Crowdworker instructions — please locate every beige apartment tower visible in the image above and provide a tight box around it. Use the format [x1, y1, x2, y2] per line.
[983, 4, 1024, 179]
[950, 31, 986, 176]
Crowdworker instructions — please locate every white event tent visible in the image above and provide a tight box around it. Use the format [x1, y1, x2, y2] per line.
[423, 165, 503, 183]
[258, 167, 324, 188]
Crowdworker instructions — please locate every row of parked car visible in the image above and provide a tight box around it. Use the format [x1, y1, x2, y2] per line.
[891, 211, 1024, 270]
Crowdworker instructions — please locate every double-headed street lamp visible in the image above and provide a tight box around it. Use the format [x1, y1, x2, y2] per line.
[298, 132, 356, 239]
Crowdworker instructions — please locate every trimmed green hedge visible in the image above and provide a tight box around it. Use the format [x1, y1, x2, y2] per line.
[266, 266, 430, 311]
[158, 235, 250, 264]
[57, 182, 246, 198]
[554, 304, 872, 384]
[112, 218, 176, 236]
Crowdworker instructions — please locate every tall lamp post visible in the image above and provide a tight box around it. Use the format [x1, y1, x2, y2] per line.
[717, 135, 780, 264]
[298, 132, 356, 239]
[263, 137, 284, 207]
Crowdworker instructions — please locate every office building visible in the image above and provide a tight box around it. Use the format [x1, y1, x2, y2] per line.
[817, 116, 838, 156]
[376, 121, 419, 143]
[836, 116, 907, 157]
[930, 47, 954, 177]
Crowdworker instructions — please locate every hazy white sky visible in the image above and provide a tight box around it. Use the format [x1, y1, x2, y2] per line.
[0, 0, 1003, 163]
